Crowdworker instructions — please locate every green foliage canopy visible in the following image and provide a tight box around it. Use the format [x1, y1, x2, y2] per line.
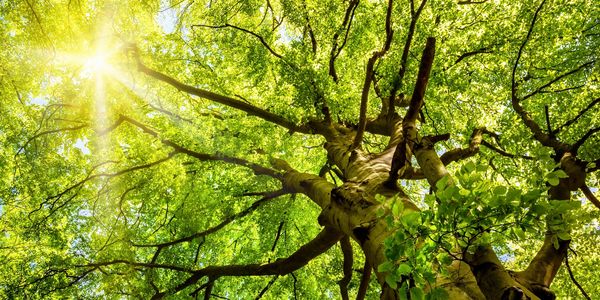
[0, 0, 598, 299]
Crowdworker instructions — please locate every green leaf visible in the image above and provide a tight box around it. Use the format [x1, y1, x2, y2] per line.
[385, 275, 398, 289]
[436, 253, 453, 266]
[554, 170, 569, 178]
[410, 286, 425, 300]
[399, 282, 409, 300]
[397, 263, 412, 276]
[552, 235, 560, 250]
[557, 232, 571, 241]
[392, 200, 404, 217]
[547, 177, 560, 186]
[493, 186, 507, 195]
[513, 227, 526, 240]
[378, 261, 395, 273]
[435, 175, 451, 191]
[401, 211, 421, 228]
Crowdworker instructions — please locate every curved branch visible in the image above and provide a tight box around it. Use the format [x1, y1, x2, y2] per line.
[481, 140, 534, 160]
[79, 227, 342, 298]
[573, 127, 600, 153]
[18, 125, 87, 154]
[338, 237, 353, 300]
[132, 190, 288, 248]
[521, 61, 594, 102]
[29, 153, 176, 221]
[191, 24, 285, 61]
[388, 0, 428, 117]
[329, 0, 359, 82]
[580, 185, 600, 210]
[554, 97, 600, 134]
[160, 227, 343, 297]
[117, 115, 282, 178]
[78, 260, 195, 273]
[302, 1, 317, 55]
[134, 57, 309, 134]
[356, 261, 372, 300]
[352, 0, 395, 149]
[565, 251, 592, 300]
[510, 0, 571, 152]
[387, 37, 436, 183]
[440, 129, 483, 165]
[511, 0, 546, 95]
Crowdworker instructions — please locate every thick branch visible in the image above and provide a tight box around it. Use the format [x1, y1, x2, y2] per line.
[387, 37, 436, 183]
[440, 129, 483, 165]
[200, 227, 342, 277]
[163, 227, 343, 297]
[404, 37, 436, 124]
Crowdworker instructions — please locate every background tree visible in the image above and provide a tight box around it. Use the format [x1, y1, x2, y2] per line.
[0, 0, 598, 299]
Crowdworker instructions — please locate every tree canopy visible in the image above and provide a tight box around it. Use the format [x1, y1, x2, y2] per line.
[0, 0, 599, 299]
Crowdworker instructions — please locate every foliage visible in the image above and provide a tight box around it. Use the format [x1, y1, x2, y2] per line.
[0, 0, 598, 299]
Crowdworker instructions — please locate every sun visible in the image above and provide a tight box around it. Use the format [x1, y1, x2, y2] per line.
[82, 52, 110, 75]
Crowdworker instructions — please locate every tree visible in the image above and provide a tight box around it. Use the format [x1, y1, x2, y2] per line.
[0, 0, 598, 299]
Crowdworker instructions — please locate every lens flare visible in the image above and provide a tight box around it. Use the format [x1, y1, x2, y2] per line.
[83, 52, 110, 75]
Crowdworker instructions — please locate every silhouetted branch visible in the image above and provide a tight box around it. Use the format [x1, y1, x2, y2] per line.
[255, 276, 278, 300]
[132, 51, 309, 134]
[553, 97, 600, 134]
[132, 190, 287, 248]
[338, 237, 353, 300]
[580, 185, 600, 210]
[454, 47, 493, 65]
[302, 1, 317, 55]
[120, 115, 282, 178]
[271, 221, 285, 251]
[352, 0, 395, 149]
[151, 227, 343, 297]
[573, 127, 600, 152]
[19, 125, 87, 153]
[356, 261, 372, 300]
[521, 61, 594, 102]
[388, 0, 427, 118]
[191, 24, 285, 60]
[510, 0, 571, 153]
[565, 251, 592, 300]
[329, 0, 359, 82]
[458, 0, 487, 4]
[481, 140, 534, 160]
